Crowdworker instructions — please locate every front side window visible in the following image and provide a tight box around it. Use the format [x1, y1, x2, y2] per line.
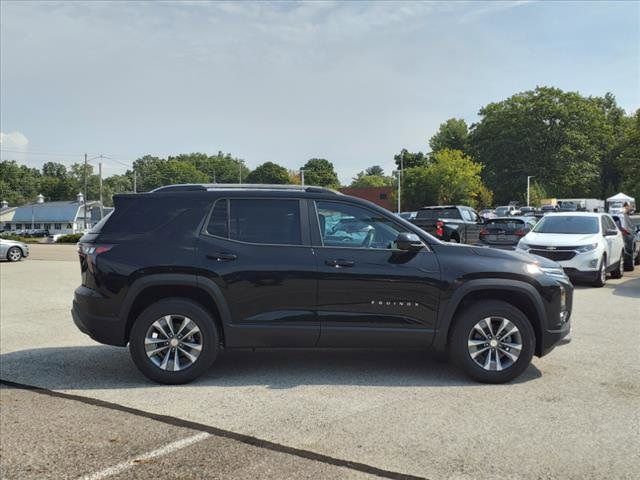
[316, 201, 407, 249]
[461, 209, 473, 222]
[207, 199, 301, 245]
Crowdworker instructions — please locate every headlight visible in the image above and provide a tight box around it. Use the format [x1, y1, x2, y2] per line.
[575, 243, 597, 253]
[540, 266, 567, 278]
[525, 263, 541, 274]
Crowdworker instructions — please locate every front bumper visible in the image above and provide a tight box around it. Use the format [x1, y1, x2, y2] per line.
[72, 286, 127, 346]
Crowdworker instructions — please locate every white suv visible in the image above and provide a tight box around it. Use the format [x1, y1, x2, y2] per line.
[517, 212, 625, 287]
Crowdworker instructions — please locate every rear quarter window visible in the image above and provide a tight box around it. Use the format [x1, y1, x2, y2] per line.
[101, 195, 211, 238]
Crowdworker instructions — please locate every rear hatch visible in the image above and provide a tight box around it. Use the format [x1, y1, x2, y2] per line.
[480, 218, 526, 245]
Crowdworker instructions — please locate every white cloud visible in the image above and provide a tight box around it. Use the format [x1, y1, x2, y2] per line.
[0, 131, 28, 149]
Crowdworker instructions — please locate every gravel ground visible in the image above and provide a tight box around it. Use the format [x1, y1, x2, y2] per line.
[1, 252, 639, 479]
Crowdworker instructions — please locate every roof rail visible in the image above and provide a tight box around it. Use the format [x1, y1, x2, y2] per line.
[150, 183, 341, 195]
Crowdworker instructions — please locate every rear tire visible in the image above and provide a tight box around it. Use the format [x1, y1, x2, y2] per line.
[611, 252, 624, 279]
[449, 300, 535, 384]
[129, 298, 219, 384]
[624, 251, 635, 271]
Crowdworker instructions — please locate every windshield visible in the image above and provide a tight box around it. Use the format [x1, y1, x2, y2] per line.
[532, 216, 599, 234]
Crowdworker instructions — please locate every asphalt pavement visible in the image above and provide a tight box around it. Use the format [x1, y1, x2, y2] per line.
[1, 245, 639, 479]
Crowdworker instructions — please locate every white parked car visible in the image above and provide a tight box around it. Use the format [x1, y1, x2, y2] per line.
[516, 212, 625, 287]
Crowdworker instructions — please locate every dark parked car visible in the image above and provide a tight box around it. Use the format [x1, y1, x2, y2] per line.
[478, 217, 538, 250]
[611, 213, 640, 270]
[410, 205, 484, 244]
[72, 184, 572, 385]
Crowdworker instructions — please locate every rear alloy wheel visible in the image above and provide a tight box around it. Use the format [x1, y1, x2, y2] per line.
[129, 298, 219, 384]
[6, 247, 22, 262]
[450, 300, 534, 383]
[592, 256, 606, 287]
[611, 251, 624, 279]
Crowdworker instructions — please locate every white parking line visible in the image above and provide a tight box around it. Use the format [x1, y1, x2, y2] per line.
[78, 432, 211, 480]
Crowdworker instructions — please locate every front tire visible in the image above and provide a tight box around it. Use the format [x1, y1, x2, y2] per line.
[624, 251, 635, 271]
[592, 256, 607, 287]
[6, 246, 22, 262]
[449, 300, 535, 384]
[129, 298, 219, 384]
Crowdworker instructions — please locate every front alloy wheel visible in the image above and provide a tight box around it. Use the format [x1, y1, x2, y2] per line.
[7, 247, 22, 262]
[467, 317, 522, 371]
[450, 300, 534, 383]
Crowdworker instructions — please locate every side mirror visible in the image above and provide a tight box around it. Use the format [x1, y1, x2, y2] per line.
[605, 228, 619, 236]
[396, 232, 424, 251]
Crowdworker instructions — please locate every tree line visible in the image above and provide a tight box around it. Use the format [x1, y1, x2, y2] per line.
[1, 86, 638, 210]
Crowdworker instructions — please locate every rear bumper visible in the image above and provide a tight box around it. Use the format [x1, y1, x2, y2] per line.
[72, 286, 127, 346]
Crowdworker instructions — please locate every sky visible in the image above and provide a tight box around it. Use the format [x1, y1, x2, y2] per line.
[1, 0, 638, 184]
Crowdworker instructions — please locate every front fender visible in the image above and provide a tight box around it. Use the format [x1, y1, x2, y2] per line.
[432, 278, 546, 352]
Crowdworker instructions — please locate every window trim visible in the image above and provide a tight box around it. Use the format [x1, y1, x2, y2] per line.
[200, 197, 309, 247]
[311, 199, 431, 253]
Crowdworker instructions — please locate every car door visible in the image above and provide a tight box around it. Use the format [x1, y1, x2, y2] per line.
[310, 199, 440, 348]
[197, 197, 319, 348]
[605, 215, 625, 264]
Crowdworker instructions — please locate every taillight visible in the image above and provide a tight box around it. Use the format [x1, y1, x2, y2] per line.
[78, 243, 113, 256]
[514, 229, 526, 237]
[479, 228, 489, 237]
[436, 221, 444, 237]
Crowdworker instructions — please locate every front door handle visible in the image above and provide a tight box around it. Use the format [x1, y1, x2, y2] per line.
[206, 252, 237, 262]
[325, 259, 355, 268]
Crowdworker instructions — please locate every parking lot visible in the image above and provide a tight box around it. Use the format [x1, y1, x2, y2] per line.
[1, 244, 639, 479]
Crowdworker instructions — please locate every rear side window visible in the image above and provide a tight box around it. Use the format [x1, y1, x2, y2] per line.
[207, 199, 302, 245]
[101, 195, 210, 237]
[206, 199, 228, 237]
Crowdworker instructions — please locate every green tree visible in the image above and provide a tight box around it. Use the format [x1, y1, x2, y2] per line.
[469, 86, 620, 203]
[302, 158, 340, 188]
[526, 182, 547, 207]
[394, 149, 429, 170]
[615, 109, 640, 201]
[246, 161, 290, 184]
[401, 149, 489, 210]
[42, 162, 68, 178]
[365, 165, 385, 176]
[350, 173, 394, 188]
[429, 118, 469, 154]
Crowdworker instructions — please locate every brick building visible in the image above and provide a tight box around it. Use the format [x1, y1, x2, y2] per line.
[339, 187, 395, 211]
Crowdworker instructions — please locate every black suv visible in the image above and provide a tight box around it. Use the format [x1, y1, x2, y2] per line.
[72, 184, 572, 384]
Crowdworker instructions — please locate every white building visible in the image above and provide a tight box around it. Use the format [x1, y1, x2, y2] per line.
[1, 193, 111, 234]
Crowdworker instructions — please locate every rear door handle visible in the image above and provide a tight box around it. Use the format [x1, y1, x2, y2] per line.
[325, 259, 355, 268]
[206, 252, 237, 262]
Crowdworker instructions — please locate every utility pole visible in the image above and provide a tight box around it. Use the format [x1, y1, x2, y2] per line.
[84, 153, 88, 230]
[133, 170, 137, 193]
[238, 160, 243, 183]
[397, 152, 404, 213]
[99, 162, 104, 219]
[527, 175, 535, 206]
[300, 169, 305, 186]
